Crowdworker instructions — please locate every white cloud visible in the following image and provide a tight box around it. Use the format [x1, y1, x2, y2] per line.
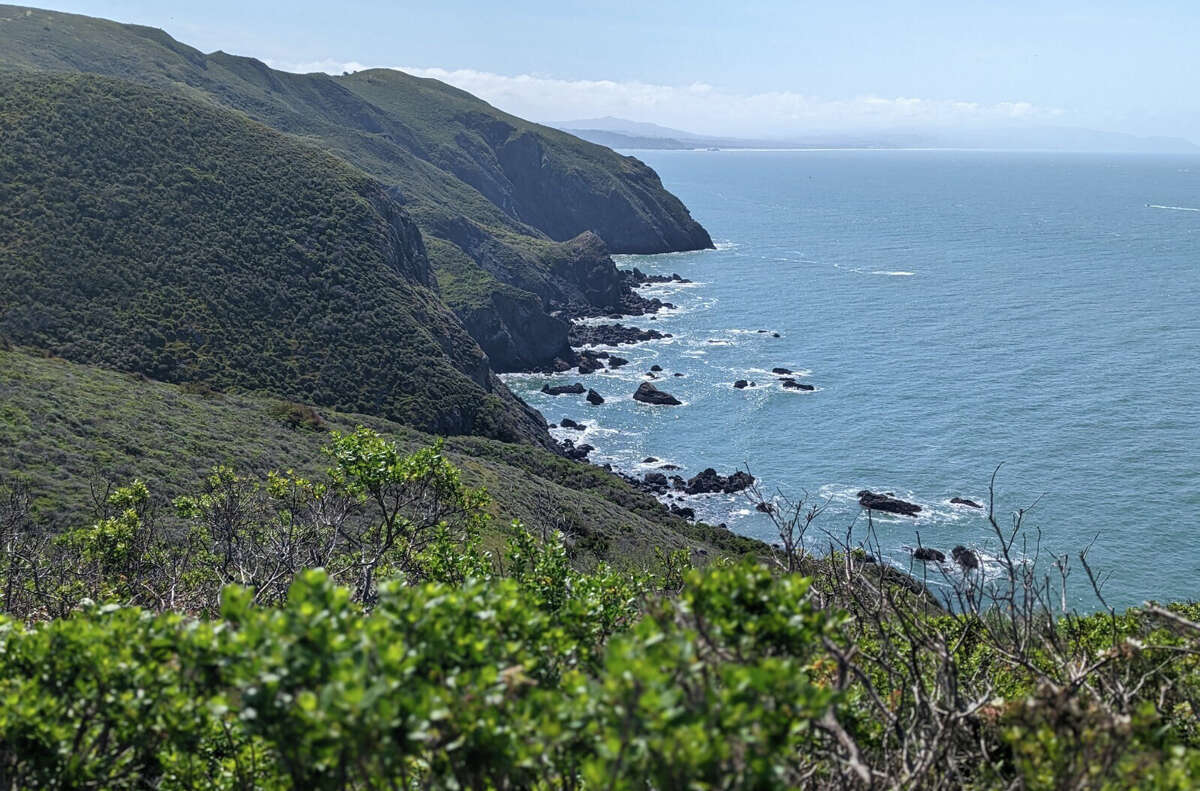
[267, 59, 1064, 137]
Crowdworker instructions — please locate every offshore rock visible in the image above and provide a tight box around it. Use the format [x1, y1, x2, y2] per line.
[951, 497, 983, 509]
[541, 382, 585, 396]
[633, 382, 682, 406]
[952, 545, 980, 570]
[857, 490, 922, 516]
[586, 388, 605, 405]
[913, 547, 945, 562]
[781, 378, 815, 391]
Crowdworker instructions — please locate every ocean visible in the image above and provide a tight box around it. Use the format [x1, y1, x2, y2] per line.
[504, 149, 1200, 609]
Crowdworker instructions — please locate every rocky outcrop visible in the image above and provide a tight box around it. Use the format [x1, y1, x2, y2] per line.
[682, 468, 756, 495]
[633, 382, 682, 406]
[586, 388, 604, 405]
[858, 491, 922, 516]
[951, 497, 983, 509]
[781, 378, 815, 391]
[570, 323, 670, 347]
[621, 267, 693, 285]
[733, 380, 749, 389]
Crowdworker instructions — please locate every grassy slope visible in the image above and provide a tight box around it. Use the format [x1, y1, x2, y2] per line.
[0, 72, 546, 443]
[0, 348, 763, 568]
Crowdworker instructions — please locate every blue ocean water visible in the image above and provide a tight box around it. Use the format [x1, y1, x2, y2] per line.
[506, 149, 1200, 609]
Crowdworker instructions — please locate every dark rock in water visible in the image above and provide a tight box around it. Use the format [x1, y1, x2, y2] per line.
[552, 358, 573, 372]
[951, 497, 983, 509]
[684, 468, 756, 495]
[633, 382, 682, 405]
[660, 463, 681, 471]
[673, 372, 684, 377]
[670, 504, 696, 520]
[643, 456, 659, 463]
[650, 364, 663, 372]
[559, 417, 583, 430]
[608, 356, 629, 368]
[781, 378, 815, 391]
[772, 332, 781, 338]
[749, 381, 757, 387]
[772, 367, 792, 375]
[570, 323, 669, 347]
[558, 439, 593, 461]
[586, 388, 605, 405]
[649, 315, 657, 320]
[669, 475, 687, 489]
[952, 545, 980, 570]
[542, 382, 585, 396]
[577, 354, 604, 374]
[857, 490, 922, 516]
[757, 329, 768, 333]
[912, 547, 945, 562]
[643, 472, 669, 490]
[733, 379, 749, 389]
[645, 371, 658, 379]
[607, 313, 623, 320]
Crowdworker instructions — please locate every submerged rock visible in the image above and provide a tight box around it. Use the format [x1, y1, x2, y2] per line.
[586, 388, 605, 405]
[772, 367, 792, 375]
[633, 382, 682, 405]
[951, 497, 983, 509]
[642, 456, 659, 463]
[857, 490, 922, 516]
[912, 547, 945, 562]
[781, 378, 815, 391]
[541, 382, 585, 396]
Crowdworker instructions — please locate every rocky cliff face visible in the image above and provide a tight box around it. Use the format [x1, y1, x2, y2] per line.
[0, 6, 714, 389]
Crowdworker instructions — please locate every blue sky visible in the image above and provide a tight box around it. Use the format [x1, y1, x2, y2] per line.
[39, 1, 1200, 141]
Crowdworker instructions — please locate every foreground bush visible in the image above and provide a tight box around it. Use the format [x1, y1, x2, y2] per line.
[3, 430, 1200, 788]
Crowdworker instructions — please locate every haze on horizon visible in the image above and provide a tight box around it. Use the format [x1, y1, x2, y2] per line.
[36, 0, 1200, 147]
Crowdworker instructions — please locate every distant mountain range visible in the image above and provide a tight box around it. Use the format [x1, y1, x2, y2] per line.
[555, 116, 1200, 154]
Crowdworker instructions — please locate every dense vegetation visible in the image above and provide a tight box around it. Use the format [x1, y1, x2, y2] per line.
[0, 4, 712, 367]
[0, 72, 543, 441]
[3, 428, 1200, 789]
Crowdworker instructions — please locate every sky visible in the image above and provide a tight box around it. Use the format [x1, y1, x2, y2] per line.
[36, 1, 1200, 142]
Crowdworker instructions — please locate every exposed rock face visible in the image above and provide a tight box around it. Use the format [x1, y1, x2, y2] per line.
[951, 497, 983, 509]
[683, 468, 756, 495]
[633, 382, 682, 406]
[781, 378, 815, 391]
[541, 382, 585, 396]
[586, 388, 604, 405]
[952, 545, 980, 569]
[772, 367, 793, 374]
[857, 491, 922, 516]
[570, 324, 670, 347]
[733, 380, 748, 389]
[913, 547, 945, 562]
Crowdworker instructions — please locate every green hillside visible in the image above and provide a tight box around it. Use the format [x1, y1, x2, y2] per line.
[0, 346, 760, 566]
[0, 72, 544, 442]
[0, 4, 712, 369]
